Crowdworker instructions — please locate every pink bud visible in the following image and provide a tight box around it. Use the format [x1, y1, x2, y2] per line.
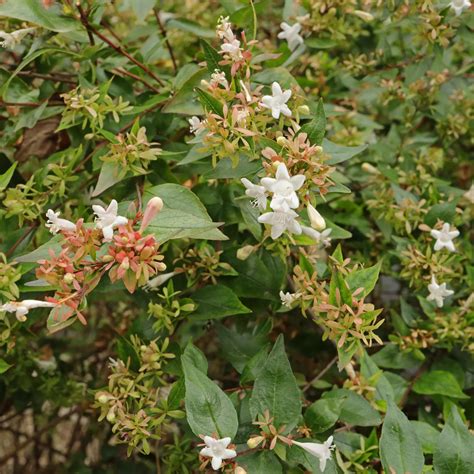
[140, 197, 163, 232]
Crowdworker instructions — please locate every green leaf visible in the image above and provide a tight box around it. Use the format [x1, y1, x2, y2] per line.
[249, 335, 302, 433]
[200, 39, 223, 74]
[380, 400, 424, 474]
[0, 162, 17, 191]
[346, 261, 381, 298]
[217, 322, 269, 373]
[305, 397, 344, 433]
[433, 407, 474, 473]
[15, 236, 62, 263]
[0, 0, 83, 35]
[191, 285, 251, 321]
[413, 370, 469, 399]
[116, 336, 140, 372]
[92, 162, 126, 196]
[196, 88, 224, 116]
[323, 389, 382, 427]
[411, 421, 440, 454]
[305, 38, 338, 49]
[360, 351, 394, 403]
[0, 358, 12, 374]
[182, 344, 238, 438]
[166, 18, 215, 38]
[144, 184, 227, 242]
[224, 250, 286, 301]
[323, 139, 367, 165]
[424, 201, 457, 227]
[300, 99, 326, 146]
[238, 451, 282, 474]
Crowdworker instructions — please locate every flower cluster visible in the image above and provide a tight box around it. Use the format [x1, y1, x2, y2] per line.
[242, 161, 330, 243]
[1, 197, 166, 328]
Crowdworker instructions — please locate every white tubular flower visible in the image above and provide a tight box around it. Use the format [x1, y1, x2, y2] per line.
[261, 82, 292, 119]
[292, 436, 335, 473]
[258, 209, 302, 239]
[143, 272, 176, 291]
[430, 222, 459, 252]
[302, 226, 332, 247]
[220, 38, 243, 61]
[261, 163, 305, 212]
[0, 27, 35, 49]
[277, 22, 304, 51]
[450, 0, 471, 16]
[92, 199, 128, 241]
[45, 209, 77, 234]
[189, 116, 205, 135]
[216, 16, 235, 42]
[279, 291, 300, 308]
[200, 436, 236, 471]
[427, 276, 454, 308]
[210, 69, 228, 88]
[241, 178, 268, 211]
[1, 300, 56, 322]
[307, 203, 326, 231]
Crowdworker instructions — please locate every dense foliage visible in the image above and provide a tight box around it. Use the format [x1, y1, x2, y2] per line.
[0, 0, 473, 473]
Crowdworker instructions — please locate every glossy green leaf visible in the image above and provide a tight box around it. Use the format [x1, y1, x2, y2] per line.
[249, 335, 302, 433]
[182, 344, 238, 438]
[380, 401, 424, 474]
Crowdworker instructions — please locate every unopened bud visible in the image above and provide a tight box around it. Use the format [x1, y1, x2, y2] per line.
[63, 273, 75, 284]
[234, 467, 247, 474]
[297, 105, 310, 115]
[276, 136, 287, 146]
[200, 79, 210, 88]
[247, 436, 264, 449]
[120, 257, 130, 270]
[307, 203, 326, 231]
[236, 245, 256, 261]
[97, 392, 111, 404]
[314, 145, 323, 155]
[140, 196, 164, 232]
[353, 10, 374, 21]
[101, 254, 114, 262]
[106, 408, 116, 423]
[361, 162, 379, 175]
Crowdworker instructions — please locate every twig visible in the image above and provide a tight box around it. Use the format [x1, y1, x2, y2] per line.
[303, 355, 338, 392]
[76, 2, 95, 46]
[112, 67, 161, 94]
[153, 9, 177, 72]
[76, 2, 164, 87]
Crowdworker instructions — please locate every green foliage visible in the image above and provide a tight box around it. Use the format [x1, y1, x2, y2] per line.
[0, 0, 472, 471]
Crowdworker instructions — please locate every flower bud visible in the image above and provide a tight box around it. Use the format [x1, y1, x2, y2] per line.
[276, 136, 287, 146]
[247, 436, 264, 449]
[314, 145, 323, 155]
[140, 197, 164, 232]
[237, 245, 256, 261]
[63, 273, 75, 284]
[297, 105, 310, 115]
[361, 162, 379, 175]
[353, 10, 374, 21]
[234, 467, 247, 474]
[307, 204, 326, 231]
[120, 257, 130, 271]
[97, 392, 111, 404]
[106, 408, 116, 423]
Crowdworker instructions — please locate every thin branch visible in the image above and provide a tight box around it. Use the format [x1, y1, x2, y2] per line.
[76, 2, 95, 46]
[153, 9, 177, 72]
[112, 67, 161, 94]
[303, 355, 338, 392]
[76, 2, 164, 87]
